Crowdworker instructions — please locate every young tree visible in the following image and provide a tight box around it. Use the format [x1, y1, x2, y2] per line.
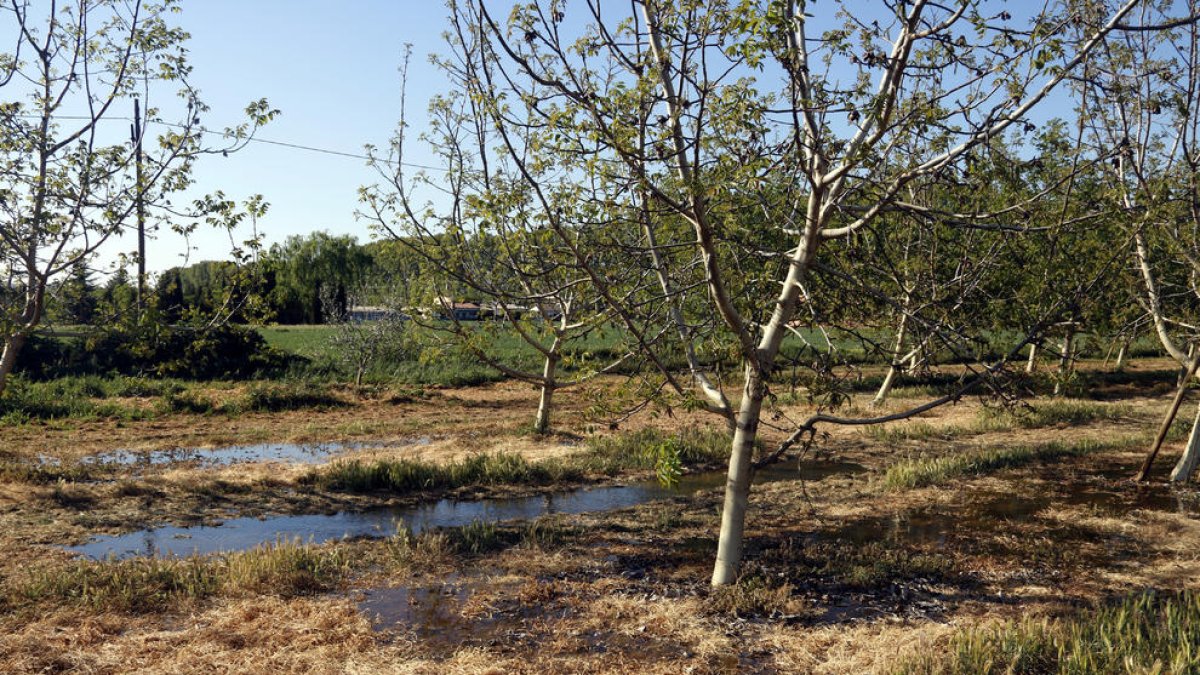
[361, 47, 637, 435]
[1078, 0, 1200, 481]
[324, 286, 410, 387]
[0, 0, 275, 396]
[446, 0, 1173, 586]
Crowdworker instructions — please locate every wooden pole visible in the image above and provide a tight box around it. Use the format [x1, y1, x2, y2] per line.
[1135, 350, 1200, 482]
[132, 97, 145, 318]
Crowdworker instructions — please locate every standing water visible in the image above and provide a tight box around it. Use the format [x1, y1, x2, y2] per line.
[68, 459, 865, 559]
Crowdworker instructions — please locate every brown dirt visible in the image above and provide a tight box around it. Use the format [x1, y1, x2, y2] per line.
[1, 359, 1198, 672]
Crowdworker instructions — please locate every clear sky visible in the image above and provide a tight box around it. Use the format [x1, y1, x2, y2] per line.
[111, 0, 1070, 275]
[140, 1, 452, 273]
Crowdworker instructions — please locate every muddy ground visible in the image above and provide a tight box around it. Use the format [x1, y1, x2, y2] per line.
[1, 359, 1198, 673]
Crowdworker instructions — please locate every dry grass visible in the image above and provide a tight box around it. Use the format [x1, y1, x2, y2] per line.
[2, 359, 1199, 672]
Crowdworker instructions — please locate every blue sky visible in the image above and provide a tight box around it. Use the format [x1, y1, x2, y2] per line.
[144, 1, 451, 272]
[92, 0, 1072, 274]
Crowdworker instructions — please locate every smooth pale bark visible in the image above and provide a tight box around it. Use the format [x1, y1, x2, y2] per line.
[533, 355, 558, 435]
[0, 333, 25, 397]
[1026, 343, 1038, 373]
[1170, 402, 1200, 483]
[1115, 339, 1128, 372]
[871, 310, 909, 408]
[1053, 328, 1074, 397]
[711, 366, 766, 585]
[639, 193, 732, 421]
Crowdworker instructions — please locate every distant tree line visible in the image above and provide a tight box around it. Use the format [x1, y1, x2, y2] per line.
[41, 232, 447, 327]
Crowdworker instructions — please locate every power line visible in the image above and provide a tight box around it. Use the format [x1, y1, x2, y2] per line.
[10, 113, 442, 170]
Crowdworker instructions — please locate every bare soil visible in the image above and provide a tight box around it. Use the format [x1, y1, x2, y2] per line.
[1, 359, 1198, 673]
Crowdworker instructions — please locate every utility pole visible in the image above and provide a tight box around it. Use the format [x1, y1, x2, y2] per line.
[131, 97, 146, 317]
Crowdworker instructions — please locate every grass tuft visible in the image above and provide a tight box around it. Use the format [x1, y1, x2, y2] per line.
[706, 575, 804, 618]
[11, 540, 347, 613]
[306, 427, 732, 494]
[897, 590, 1200, 674]
[223, 382, 347, 413]
[882, 439, 1130, 490]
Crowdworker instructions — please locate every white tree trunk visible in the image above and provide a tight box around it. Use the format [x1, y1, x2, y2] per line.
[1115, 339, 1128, 371]
[1026, 342, 1038, 373]
[871, 310, 909, 408]
[1053, 329, 1074, 396]
[711, 365, 764, 586]
[0, 334, 26, 398]
[533, 355, 558, 435]
[1171, 402, 1200, 483]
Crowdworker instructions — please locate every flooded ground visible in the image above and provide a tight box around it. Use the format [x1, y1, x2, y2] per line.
[834, 486, 1198, 547]
[40, 437, 435, 469]
[69, 460, 866, 558]
[7, 363, 1200, 673]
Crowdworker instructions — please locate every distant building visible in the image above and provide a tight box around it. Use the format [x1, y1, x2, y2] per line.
[480, 302, 531, 320]
[347, 306, 406, 322]
[432, 297, 482, 321]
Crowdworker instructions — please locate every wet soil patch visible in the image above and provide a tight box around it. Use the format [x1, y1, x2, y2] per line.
[68, 460, 865, 559]
[42, 437, 435, 470]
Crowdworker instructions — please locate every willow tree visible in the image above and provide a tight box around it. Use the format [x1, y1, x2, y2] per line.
[444, 0, 1169, 585]
[0, 0, 275, 396]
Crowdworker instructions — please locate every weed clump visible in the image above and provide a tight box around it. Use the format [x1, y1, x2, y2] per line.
[221, 539, 349, 596]
[882, 439, 1130, 490]
[306, 427, 732, 494]
[898, 590, 1200, 674]
[157, 390, 216, 414]
[307, 452, 579, 493]
[706, 575, 804, 618]
[225, 382, 346, 413]
[11, 540, 347, 613]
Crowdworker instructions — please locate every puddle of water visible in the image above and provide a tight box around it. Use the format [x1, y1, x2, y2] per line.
[69, 459, 862, 559]
[43, 437, 436, 469]
[836, 507, 956, 546]
[357, 575, 572, 649]
[88, 443, 350, 467]
[358, 578, 480, 640]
